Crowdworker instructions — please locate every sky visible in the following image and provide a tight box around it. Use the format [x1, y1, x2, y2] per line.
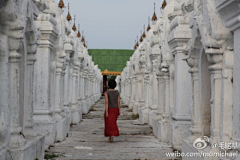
[56, 0, 163, 49]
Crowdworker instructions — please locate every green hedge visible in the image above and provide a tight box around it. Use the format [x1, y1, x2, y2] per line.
[88, 49, 134, 72]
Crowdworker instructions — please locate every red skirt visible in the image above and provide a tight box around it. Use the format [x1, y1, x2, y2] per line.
[104, 108, 119, 137]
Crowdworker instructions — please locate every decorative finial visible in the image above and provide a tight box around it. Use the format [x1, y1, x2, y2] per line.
[81, 30, 85, 42]
[147, 17, 151, 31]
[72, 15, 76, 31]
[77, 24, 81, 37]
[142, 25, 146, 38]
[134, 40, 137, 50]
[66, 3, 72, 21]
[161, 0, 167, 9]
[58, 0, 65, 9]
[152, 2, 157, 21]
[140, 30, 143, 42]
[136, 36, 139, 47]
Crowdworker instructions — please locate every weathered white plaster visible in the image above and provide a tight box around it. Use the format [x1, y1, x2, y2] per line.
[0, 0, 101, 159]
[120, 0, 239, 158]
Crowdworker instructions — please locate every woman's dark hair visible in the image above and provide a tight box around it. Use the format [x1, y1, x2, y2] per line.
[108, 79, 117, 89]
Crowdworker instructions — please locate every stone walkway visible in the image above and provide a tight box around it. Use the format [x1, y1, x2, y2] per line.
[45, 98, 176, 160]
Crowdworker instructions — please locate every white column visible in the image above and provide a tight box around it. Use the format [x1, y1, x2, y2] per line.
[24, 41, 38, 136]
[172, 50, 192, 121]
[0, 34, 10, 150]
[54, 58, 63, 116]
[60, 63, 66, 111]
[71, 61, 80, 123]
[64, 57, 70, 108]
[68, 61, 73, 107]
[185, 57, 201, 142]
[8, 36, 26, 147]
[206, 49, 223, 144]
[162, 72, 170, 143]
[156, 71, 164, 118]
[232, 29, 240, 143]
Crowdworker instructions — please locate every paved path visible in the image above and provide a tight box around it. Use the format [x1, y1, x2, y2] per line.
[45, 98, 176, 160]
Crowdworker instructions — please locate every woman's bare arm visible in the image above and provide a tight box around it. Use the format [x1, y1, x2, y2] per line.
[105, 92, 109, 117]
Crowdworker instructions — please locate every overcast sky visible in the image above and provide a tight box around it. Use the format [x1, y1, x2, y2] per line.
[56, 0, 163, 49]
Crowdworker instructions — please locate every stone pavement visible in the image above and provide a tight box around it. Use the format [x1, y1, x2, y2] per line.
[45, 98, 177, 160]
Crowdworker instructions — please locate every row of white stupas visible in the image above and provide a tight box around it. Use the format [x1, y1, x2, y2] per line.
[0, 0, 102, 159]
[117, 0, 240, 159]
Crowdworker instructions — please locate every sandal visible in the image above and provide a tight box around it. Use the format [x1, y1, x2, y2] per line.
[108, 137, 111, 142]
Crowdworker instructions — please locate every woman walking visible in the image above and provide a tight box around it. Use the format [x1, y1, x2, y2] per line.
[104, 79, 120, 142]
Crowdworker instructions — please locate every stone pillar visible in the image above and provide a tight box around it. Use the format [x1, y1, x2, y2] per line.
[185, 57, 201, 141]
[232, 30, 240, 144]
[82, 71, 87, 114]
[147, 74, 153, 113]
[124, 80, 126, 103]
[133, 75, 139, 114]
[63, 38, 74, 113]
[8, 36, 26, 147]
[152, 61, 158, 108]
[161, 72, 170, 143]
[60, 61, 71, 134]
[130, 76, 134, 110]
[220, 49, 233, 143]
[95, 79, 97, 99]
[128, 79, 132, 106]
[89, 75, 93, 105]
[71, 61, 81, 124]
[33, 13, 58, 145]
[60, 63, 66, 113]
[63, 55, 72, 134]
[0, 34, 10, 155]
[82, 71, 89, 113]
[126, 79, 128, 103]
[76, 65, 80, 108]
[216, 0, 240, 146]
[156, 71, 164, 118]
[132, 75, 137, 114]
[95, 78, 97, 100]
[167, 12, 192, 148]
[138, 47, 147, 124]
[68, 60, 73, 108]
[54, 55, 68, 141]
[136, 72, 143, 114]
[93, 78, 96, 101]
[86, 73, 90, 108]
[169, 49, 192, 149]
[172, 50, 192, 120]
[64, 57, 70, 108]
[148, 59, 159, 127]
[140, 73, 150, 124]
[78, 70, 83, 108]
[24, 40, 38, 136]
[206, 48, 223, 144]
[152, 71, 165, 139]
[126, 79, 128, 104]
[54, 58, 64, 117]
[72, 63, 78, 108]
